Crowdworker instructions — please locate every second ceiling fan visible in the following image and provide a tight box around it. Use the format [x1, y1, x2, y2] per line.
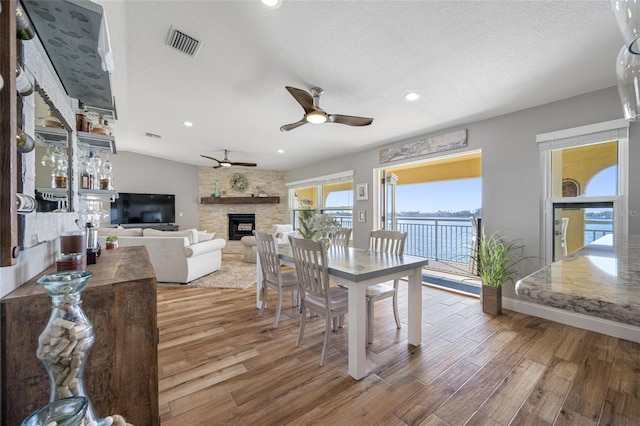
[280, 86, 374, 132]
[200, 149, 256, 168]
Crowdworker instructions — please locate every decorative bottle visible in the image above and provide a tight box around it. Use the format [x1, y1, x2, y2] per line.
[51, 167, 67, 189]
[92, 117, 112, 136]
[36, 271, 99, 425]
[89, 152, 100, 189]
[79, 154, 91, 190]
[76, 102, 93, 133]
[16, 65, 34, 96]
[15, 5, 35, 40]
[99, 169, 113, 190]
[76, 102, 86, 132]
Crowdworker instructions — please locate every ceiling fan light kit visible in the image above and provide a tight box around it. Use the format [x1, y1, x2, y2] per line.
[280, 86, 373, 131]
[306, 110, 327, 124]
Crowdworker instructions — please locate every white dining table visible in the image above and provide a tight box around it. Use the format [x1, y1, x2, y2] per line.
[255, 244, 429, 380]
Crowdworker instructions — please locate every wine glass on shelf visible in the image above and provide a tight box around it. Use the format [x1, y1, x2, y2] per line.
[103, 154, 112, 173]
[40, 145, 52, 167]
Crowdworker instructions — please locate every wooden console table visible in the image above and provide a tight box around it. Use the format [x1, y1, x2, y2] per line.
[201, 196, 280, 204]
[0, 246, 159, 425]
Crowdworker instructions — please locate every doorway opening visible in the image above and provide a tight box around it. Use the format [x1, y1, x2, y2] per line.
[375, 151, 483, 296]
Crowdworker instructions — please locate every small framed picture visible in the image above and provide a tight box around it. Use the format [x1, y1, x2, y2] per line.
[356, 183, 368, 201]
[358, 210, 366, 223]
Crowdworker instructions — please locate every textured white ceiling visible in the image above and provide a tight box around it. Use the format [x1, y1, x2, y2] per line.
[97, 0, 622, 170]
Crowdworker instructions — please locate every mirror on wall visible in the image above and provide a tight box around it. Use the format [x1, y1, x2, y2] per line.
[33, 89, 72, 212]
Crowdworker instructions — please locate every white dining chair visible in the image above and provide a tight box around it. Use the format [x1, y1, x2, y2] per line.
[331, 228, 352, 247]
[254, 231, 299, 328]
[367, 229, 407, 344]
[289, 236, 349, 366]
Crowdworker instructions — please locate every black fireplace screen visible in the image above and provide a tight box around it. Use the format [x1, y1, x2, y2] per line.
[228, 214, 255, 240]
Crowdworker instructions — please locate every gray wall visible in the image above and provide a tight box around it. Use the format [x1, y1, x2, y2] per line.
[107, 152, 200, 230]
[286, 86, 636, 299]
[3, 86, 637, 299]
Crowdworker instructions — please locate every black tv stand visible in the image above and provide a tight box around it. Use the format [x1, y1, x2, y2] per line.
[119, 224, 179, 231]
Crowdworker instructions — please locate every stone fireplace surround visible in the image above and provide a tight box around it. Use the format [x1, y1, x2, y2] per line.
[199, 168, 288, 256]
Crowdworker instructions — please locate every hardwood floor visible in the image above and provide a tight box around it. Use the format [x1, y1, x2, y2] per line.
[157, 282, 640, 425]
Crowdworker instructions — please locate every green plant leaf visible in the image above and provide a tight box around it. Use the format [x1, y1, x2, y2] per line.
[477, 228, 526, 287]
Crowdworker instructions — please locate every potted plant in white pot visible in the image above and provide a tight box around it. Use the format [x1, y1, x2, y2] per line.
[477, 228, 525, 315]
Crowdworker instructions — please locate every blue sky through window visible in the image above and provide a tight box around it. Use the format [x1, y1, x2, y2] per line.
[396, 178, 481, 213]
[585, 166, 617, 196]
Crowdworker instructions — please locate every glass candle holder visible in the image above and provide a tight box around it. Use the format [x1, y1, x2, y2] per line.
[21, 396, 88, 426]
[36, 271, 98, 424]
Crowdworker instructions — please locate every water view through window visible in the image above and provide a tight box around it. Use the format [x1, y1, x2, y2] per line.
[395, 178, 481, 263]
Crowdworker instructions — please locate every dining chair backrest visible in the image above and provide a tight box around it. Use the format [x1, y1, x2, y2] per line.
[254, 231, 282, 285]
[369, 229, 407, 255]
[331, 228, 352, 247]
[289, 236, 331, 303]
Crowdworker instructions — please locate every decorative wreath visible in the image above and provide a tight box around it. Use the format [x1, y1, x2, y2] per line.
[229, 173, 249, 192]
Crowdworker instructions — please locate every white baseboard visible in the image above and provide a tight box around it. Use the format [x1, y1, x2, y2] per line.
[504, 297, 640, 343]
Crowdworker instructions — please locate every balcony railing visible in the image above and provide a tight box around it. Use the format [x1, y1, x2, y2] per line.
[397, 217, 473, 263]
[584, 219, 613, 244]
[293, 212, 613, 265]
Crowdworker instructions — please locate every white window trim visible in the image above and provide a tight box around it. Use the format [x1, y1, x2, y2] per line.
[538, 119, 629, 264]
[288, 171, 355, 222]
[286, 170, 354, 188]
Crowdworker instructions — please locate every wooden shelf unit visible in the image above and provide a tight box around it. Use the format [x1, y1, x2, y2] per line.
[200, 196, 280, 204]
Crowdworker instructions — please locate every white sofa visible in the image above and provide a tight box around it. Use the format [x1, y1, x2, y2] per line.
[98, 227, 226, 283]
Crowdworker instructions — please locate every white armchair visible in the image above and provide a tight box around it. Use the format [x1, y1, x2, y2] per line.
[241, 224, 297, 263]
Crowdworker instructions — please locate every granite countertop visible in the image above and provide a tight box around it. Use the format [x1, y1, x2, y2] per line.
[515, 234, 640, 326]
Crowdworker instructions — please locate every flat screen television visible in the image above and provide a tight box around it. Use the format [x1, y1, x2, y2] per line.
[111, 193, 176, 225]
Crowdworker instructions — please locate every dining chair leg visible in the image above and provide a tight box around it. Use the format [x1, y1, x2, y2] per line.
[320, 315, 332, 366]
[259, 285, 267, 317]
[297, 301, 306, 346]
[290, 289, 300, 307]
[273, 289, 283, 328]
[392, 280, 401, 329]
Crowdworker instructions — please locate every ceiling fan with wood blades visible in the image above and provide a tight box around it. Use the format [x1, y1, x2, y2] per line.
[200, 149, 257, 168]
[280, 86, 374, 132]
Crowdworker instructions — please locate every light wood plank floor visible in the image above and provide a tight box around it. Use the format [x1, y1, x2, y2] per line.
[157, 281, 640, 425]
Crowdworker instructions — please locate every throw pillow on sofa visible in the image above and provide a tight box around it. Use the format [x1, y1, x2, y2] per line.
[97, 226, 143, 237]
[197, 231, 215, 242]
[142, 228, 198, 245]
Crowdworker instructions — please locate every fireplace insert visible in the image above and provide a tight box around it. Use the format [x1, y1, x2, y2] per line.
[228, 214, 255, 240]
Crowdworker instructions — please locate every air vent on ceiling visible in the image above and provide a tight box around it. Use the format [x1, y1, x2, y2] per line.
[145, 132, 162, 139]
[166, 26, 202, 57]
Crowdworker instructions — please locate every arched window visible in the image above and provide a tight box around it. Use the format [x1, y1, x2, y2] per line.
[585, 165, 618, 197]
[538, 119, 628, 263]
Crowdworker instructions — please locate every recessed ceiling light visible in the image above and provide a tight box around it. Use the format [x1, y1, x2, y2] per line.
[404, 92, 420, 101]
[277, 149, 284, 154]
[261, 0, 282, 9]
[183, 121, 193, 127]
